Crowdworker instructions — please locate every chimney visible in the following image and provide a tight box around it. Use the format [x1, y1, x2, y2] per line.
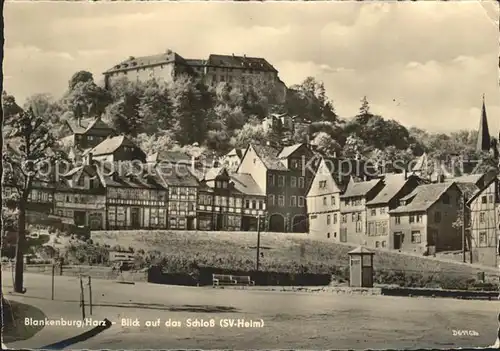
[404, 168, 408, 180]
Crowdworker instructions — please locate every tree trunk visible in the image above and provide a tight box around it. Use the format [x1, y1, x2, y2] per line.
[14, 202, 26, 293]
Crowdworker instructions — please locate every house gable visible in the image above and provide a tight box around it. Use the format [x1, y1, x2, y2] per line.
[307, 158, 341, 198]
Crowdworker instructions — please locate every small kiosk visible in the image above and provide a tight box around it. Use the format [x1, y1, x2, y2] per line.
[348, 246, 375, 288]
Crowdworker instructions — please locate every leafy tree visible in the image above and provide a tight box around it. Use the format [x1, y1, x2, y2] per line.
[311, 132, 341, 157]
[135, 130, 178, 156]
[24, 93, 67, 138]
[2, 92, 24, 122]
[63, 71, 111, 120]
[205, 129, 231, 151]
[342, 135, 367, 158]
[359, 95, 370, 116]
[105, 78, 144, 136]
[138, 79, 173, 134]
[3, 105, 61, 293]
[287, 77, 338, 124]
[68, 71, 94, 91]
[168, 75, 214, 145]
[230, 123, 269, 148]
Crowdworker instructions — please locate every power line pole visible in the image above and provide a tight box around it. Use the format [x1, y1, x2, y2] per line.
[256, 215, 261, 272]
[462, 192, 466, 263]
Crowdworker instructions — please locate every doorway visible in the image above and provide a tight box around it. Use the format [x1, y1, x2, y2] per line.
[131, 208, 140, 229]
[394, 232, 403, 250]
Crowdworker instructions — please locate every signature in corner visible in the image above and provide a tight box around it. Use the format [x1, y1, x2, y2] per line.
[452, 330, 479, 337]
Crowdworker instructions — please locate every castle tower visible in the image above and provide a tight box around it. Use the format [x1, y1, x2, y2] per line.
[476, 94, 491, 152]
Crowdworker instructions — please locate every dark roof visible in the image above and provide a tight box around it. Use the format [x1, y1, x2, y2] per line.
[389, 182, 455, 214]
[98, 162, 166, 189]
[157, 164, 200, 187]
[252, 144, 287, 171]
[230, 173, 265, 196]
[104, 50, 189, 74]
[278, 144, 303, 159]
[65, 117, 111, 134]
[476, 96, 490, 152]
[322, 157, 378, 191]
[366, 174, 415, 206]
[206, 54, 277, 72]
[341, 178, 382, 198]
[89, 136, 136, 156]
[147, 151, 192, 164]
[185, 59, 207, 66]
[204, 167, 229, 181]
[466, 175, 498, 205]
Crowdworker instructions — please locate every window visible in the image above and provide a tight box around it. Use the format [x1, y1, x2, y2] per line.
[341, 214, 347, 223]
[355, 221, 362, 233]
[298, 196, 305, 207]
[482, 196, 487, 204]
[368, 222, 375, 236]
[478, 232, 487, 247]
[290, 196, 297, 207]
[319, 180, 327, 189]
[416, 214, 422, 223]
[298, 177, 305, 188]
[409, 215, 414, 223]
[434, 212, 441, 223]
[395, 215, 401, 224]
[479, 212, 485, 223]
[291, 159, 300, 169]
[278, 176, 285, 187]
[375, 241, 380, 248]
[489, 195, 494, 203]
[442, 194, 450, 204]
[327, 215, 331, 225]
[331, 196, 336, 206]
[411, 231, 421, 243]
[371, 209, 376, 216]
[268, 194, 275, 206]
[380, 207, 386, 214]
[278, 195, 285, 207]
[291, 176, 297, 188]
[381, 241, 387, 248]
[88, 135, 94, 141]
[251, 200, 257, 209]
[323, 197, 327, 206]
[351, 213, 356, 222]
[268, 174, 275, 186]
[333, 213, 337, 224]
[245, 200, 250, 208]
[259, 201, 264, 209]
[327, 233, 331, 239]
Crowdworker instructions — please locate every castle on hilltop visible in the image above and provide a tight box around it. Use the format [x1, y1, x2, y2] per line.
[102, 49, 288, 103]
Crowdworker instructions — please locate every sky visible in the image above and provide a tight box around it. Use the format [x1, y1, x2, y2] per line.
[3, 1, 499, 133]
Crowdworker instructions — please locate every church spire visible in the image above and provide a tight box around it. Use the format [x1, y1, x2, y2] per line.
[476, 94, 491, 152]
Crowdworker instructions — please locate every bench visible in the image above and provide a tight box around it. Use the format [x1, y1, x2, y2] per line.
[212, 274, 237, 287]
[212, 274, 255, 287]
[233, 275, 255, 286]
